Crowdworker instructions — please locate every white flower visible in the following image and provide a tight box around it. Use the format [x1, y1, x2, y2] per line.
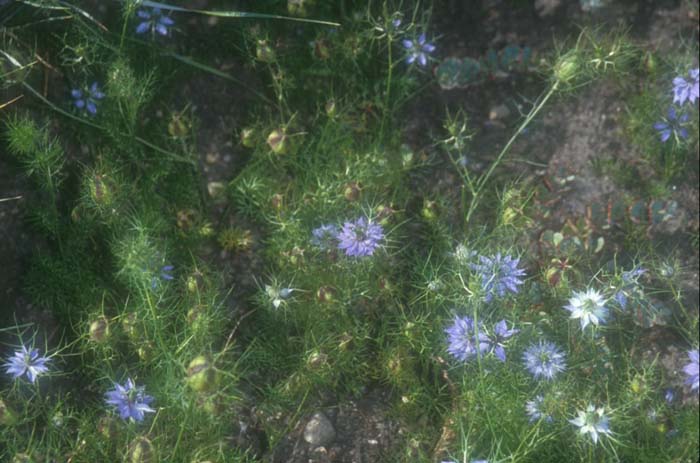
[265, 284, 295, 309]
[564, 288, 608, 330]
[569, 404, 612, 444]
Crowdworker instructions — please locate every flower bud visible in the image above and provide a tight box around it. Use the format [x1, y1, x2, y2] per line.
[240, 127, 256, 148]
[128, 436, 155, 463]
[186, 355, 218, 392]
[325, 99, 337, 118]
[256, 40, 276, 63]
[421, 199, 438, 220]
[89, 316, 110, 343]
[554, 54, 578, 84]
[266, 129, 288, 154]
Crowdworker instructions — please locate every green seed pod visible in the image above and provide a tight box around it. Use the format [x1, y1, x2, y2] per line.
[316, 286, 336, 303]
[186, 355, 218, 392]
[421, 199, 438, 221]
[240, 127, 256, 148]
[89, 316, 110, 343]
[12, 453, 32, 463]
[288, 0, 315, 17]
[343, 182, 361, 201]
[128, 436, 155, 463]
[266, 129, 288, 154]
[554, 53, 579, 84]
[325, 99, 337, 118]
[0, 398, 18, 426]
[98, 416, 119, 441]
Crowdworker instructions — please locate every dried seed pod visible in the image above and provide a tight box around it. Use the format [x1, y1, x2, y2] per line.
[89, 316, 110, 343]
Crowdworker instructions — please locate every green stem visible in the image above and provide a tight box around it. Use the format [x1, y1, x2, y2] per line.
[463, 82, 559, 225]
[380, 35, 394, 140]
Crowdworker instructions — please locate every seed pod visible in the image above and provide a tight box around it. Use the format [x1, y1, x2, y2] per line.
[325, 99, 337, 118]
[11, 453, 32, 463]
[421, 199, 438, 220]
[266, 129, 288, 154]
[343, 182, 361, 201]
[128, 436, 155, 463]
[288, 0, 315, 17]
[0, 398, 18, 426]
[186, 355, 218, 392]
[554, 54, 578, 84]
[316, 286, 336, 303]
[271, 193, 284, 210]
[89, 316, 110, 343]
[240, 127, 256, 148]
[98, 416, 119, 440]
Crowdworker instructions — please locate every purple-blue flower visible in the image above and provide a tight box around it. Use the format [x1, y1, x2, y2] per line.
[664, 388, 675, 404]
[653, 107, 689, 143]
[526, 395, 553, 423]
[445, 315, 480, 362]
[402, 33, 436, 67]
[523, 340, 567, 381]
[71, 82, 105, 115]
[336, 217, 384, 257]
[469, 253, 526, 303]
[3, 345, 50, 384]
[311, 224, 340, 250]
[683, 349, 699, 391]
[614, 266, 646, 310]
[105, 378, 155, 422]
[151, 264, 174, 290]
[478, 319, 519, 362]
[672, 68, 699, 105]
[135, 8, 174, 36]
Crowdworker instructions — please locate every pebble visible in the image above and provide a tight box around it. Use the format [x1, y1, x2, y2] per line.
[303, 412, 336, 447]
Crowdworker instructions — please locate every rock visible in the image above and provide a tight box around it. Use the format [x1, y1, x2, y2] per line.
[303, 412, 336, 447]
[489, 104, 511, 121]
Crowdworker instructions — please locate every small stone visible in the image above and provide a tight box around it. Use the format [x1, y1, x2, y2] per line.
[303, 412, 336, 447]
[489, 104, 511, 120]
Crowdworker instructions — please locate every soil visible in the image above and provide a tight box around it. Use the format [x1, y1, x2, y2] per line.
[1, 0, 698, 462]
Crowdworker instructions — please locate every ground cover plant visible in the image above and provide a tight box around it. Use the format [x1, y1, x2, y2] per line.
[0, 0, 699, 462]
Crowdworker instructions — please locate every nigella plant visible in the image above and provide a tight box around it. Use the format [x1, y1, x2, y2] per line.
[445, 314, 480, 362]
[469, 253, 526, 303]
[569, 404, 612, 444]
[672, 68, 699, 106]
[4, 345, 50, 384]
[564, 288, 608, 330]
[522, 340, 567, 381]
[135, 7, 174, 36]
[477, 319, 519, 362]
[336, 217, 384, 257]
[653, 107, 689, 143]
[71, 82, 105, 116]
[311, 224, 340, 250]
[683, 349, 699, 392]
[402, 33, 436, 67]
[105, 377, 155, 422]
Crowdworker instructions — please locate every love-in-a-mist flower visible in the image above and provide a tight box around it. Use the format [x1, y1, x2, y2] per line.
[526, 395, 553, 423]
[402, 34, 436, 67]
[478, 319, 519, 362]
[613, 266, 646, 309]
[683, 349, 699, 391]
[564, 288, 608, 330]
[151, 264, 174, 290]
[654, 107, 689, 143]
[569, 404, 612, 444]
[4, 345, 50, 384]
[469, 253, 526, 303]
[311, 224, 340, 250]
[445, 315, 479, 362]
[672, 68, 699, 105]
[336, 217, 384, 257]
[71, 82, 105, 115]
[135, 7, 174, 36]
[265, 283, 295, 309]
[105, 378, 155, 422]
[522, 340, 567, 381]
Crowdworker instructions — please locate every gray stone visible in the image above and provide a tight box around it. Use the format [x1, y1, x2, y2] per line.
[303, 412, 336, 447]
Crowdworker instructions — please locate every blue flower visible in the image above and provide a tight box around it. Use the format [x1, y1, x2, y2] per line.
[522, 340, 567, 381]
[445, 315, 480, 362]
[3, 345, 50, 383]
[672, 68, 699, 105]
[105, 378, 155, 422]
[664, 388, 675, 404]
[151, 264, 174, 290]
[683, 349, 699, 392]
[526, 395, 553, 423]
[135, 8, 174, 36]
[71, 82, 105, 115]
[336, 217, 384, 257]
[469, 253, 526, 303]
[653, 107, 689, 143]
[402, 33, 436, 67]
[614, 266, 646, 310]
[478, 319, 519, 362]
[311, 224, 340, 250]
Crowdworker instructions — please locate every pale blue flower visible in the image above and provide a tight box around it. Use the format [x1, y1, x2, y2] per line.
[402, 34, 436, 67]
[522, 340, 567, 381]
[478, 319, 519, 362]
[445, 315, 479, 362]
[4, 345, 50, 383]
[683, 349, 699, 391]
[564, 288, 608, 330]
[105, 378, 155, 422]
[470, 253, 526, 302]
[136, 8, 174, 36]
[526, 395, 553, 423]
[337, 217, 384, 257]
